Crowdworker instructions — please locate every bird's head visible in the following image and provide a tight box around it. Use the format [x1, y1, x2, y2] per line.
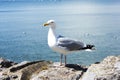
[43, 20, 56, 28]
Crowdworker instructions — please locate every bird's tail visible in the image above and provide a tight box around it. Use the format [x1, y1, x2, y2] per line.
[83, 44, 95, 52]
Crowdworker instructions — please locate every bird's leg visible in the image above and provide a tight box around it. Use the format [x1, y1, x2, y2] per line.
[60, 54, 63, 66]
[64, 55, 67, 66]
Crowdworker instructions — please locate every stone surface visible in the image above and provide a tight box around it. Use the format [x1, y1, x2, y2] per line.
[31, 62, 87, 80]
[0, 59, 52, 80]
[81, 56, 120, 80]
[0, 55, 120, 80]
[0, 58, 17, 68]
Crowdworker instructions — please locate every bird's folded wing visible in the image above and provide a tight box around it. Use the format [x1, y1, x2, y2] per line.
[57, 37, 85, 51]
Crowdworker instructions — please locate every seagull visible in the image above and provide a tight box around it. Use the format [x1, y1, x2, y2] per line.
[43, 20, 95, 66]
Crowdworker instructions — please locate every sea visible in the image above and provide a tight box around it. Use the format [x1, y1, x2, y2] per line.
[0, 0, 120, 65]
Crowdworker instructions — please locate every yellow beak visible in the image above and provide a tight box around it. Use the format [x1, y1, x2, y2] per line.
[43, 23, 49, 26]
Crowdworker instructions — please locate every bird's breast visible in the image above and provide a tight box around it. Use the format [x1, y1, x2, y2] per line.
[48, 28, 57, 47]
[48, 39, 56, 47]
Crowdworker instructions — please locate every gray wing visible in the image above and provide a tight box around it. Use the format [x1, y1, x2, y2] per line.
[57, 37, 85, 51]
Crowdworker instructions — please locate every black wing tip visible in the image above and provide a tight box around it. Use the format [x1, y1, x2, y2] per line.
[86, 44, 95, 49]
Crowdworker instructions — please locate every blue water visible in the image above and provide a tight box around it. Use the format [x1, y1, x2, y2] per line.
[0, 1, 120, 65]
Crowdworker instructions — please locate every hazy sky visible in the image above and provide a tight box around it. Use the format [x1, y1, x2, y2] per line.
[0, 0, 120, 14]
[0, 0, 120, 4]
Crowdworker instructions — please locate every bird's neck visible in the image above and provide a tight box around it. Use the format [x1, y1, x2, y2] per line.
[48, 27, 56, 47]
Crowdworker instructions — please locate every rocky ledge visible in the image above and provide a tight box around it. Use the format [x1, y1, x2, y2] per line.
[0, 55, 120, 80]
